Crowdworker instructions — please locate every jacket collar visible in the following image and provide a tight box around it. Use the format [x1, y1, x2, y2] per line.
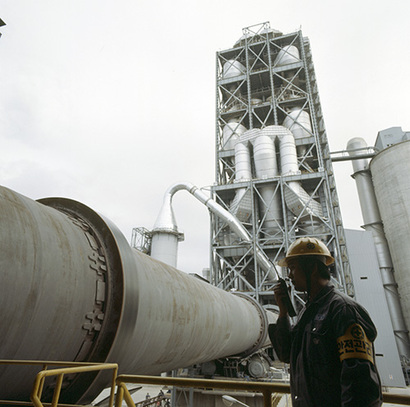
[307, 282, 334, 307]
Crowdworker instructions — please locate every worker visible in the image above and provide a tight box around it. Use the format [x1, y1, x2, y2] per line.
[269, 237, 382, 406]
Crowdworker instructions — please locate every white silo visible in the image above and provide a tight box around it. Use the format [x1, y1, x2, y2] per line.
[347, 137, 410, 358]
[370, 140, 410, 336]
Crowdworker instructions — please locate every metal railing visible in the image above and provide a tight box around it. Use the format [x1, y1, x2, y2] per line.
[0, 360, 118, 407]
[2, 361, 410, 406]
[115, 375, 289, 407]
[134, 394, 167, 407]
[115, 374, 410, 407]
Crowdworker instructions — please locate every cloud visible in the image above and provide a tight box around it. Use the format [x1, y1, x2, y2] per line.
[1, 1, 410, 273]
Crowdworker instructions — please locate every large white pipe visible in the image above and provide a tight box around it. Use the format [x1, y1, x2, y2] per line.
[238, 126, 323, 220]
[235, 142, 252, 180]
[230, 142, 253, 222]
[278, 131, 299, 175]
[0, 185, 273, 403]
[253, 135, 282, 233]
[347, 137, 410, 357]
[152, 183, 277, 281]
[278, 130, 323, 219]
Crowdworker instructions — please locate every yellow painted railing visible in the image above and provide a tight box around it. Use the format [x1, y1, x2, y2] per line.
[116, 375, 289, 407]
[115, 374, 410, 407]
[0, 360, 118, 407]
[2, 361, 410, 406]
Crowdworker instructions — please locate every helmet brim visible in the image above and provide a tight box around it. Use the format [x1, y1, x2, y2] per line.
[277, 253, 335, 267]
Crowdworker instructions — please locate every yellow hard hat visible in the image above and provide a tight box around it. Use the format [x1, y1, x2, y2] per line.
[278, 237, 335, 267]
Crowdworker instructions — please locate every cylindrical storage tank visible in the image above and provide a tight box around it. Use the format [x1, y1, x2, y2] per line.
[282, 108, 312, 157]
[370, 140, 410, 335]
[348, 137, 410, 357]
[222, 60, 246, 79]
[274, 45, 300, 67]
[0, 185, 271, 404]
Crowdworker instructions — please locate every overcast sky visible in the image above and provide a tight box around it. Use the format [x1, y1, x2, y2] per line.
[1, 1, 410, 274]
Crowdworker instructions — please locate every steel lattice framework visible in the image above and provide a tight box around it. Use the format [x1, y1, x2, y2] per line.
[211, 22, 353, 308]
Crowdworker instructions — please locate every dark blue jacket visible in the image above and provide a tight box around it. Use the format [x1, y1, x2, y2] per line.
[269, 284, 383, 406]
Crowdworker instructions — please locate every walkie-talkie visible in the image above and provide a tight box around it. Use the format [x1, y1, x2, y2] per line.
[268, 259, 296, 317]
[269, 260, 297, 317]
[277, 277, 297, 317]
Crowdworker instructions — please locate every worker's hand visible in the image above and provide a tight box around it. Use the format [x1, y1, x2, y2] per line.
[273, 279, 290, 317]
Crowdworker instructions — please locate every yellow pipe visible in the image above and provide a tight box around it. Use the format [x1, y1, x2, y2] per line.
[114, 384, 125, 407]
[51, 374, 64, 407]
[123, 384, 136, 407]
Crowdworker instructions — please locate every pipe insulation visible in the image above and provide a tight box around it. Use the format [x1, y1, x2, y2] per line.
[0, 185, 274, 403]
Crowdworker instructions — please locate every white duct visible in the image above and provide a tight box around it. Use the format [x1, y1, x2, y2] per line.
[279, 131, 322, 219]
[253, 135, 282, 233]
[278, 122, 323, 233]
[236, 126, 322, 227]
[151, 182, 277, 281]
[347, 137, 410, 357]
[153, 124, 323, 277]
[278, 130, 299, 175]
[230, 142, 253, 222]
[235, 142, 252, 180]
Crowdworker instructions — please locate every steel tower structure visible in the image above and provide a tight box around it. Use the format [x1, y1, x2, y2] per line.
[211, 22, 353, 307]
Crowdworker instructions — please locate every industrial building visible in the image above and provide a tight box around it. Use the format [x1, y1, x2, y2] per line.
[133, 22, 410, 402]
[210, 22, 351, 305]
[1, 20, 410, 407]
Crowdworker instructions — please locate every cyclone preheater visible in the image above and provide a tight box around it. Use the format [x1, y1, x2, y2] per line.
[0, 185, 272, 404]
